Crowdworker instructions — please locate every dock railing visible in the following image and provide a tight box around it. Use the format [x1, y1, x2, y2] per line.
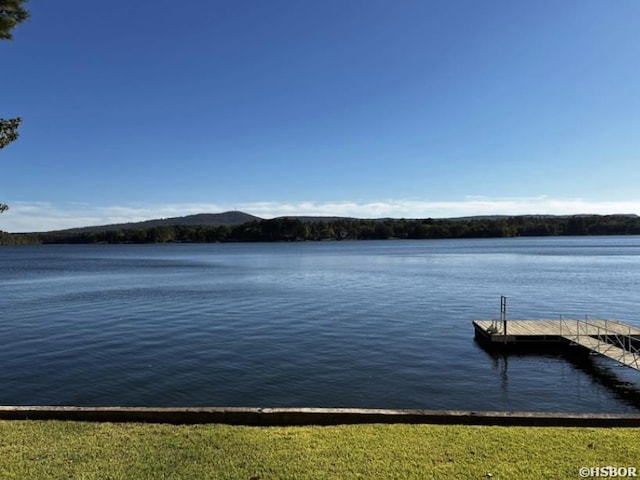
[559, 315, 640, 370]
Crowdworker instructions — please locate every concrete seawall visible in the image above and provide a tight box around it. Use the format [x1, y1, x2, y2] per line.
[1, 406, 640, 427]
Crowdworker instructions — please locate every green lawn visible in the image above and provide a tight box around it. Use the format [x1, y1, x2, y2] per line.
[1, 421, 638, 479]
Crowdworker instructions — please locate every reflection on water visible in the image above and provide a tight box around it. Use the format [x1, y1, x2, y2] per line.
[479, 344, 640, 412]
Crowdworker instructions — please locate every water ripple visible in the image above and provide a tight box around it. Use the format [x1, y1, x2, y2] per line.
[1, 239, 640, 411]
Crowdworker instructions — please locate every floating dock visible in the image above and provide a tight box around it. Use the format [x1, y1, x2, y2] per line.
[473, 318, 640, 371]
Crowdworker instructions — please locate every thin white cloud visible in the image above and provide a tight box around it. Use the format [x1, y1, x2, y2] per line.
[1, 197, 639, 233]
[236, 197, 640, 219]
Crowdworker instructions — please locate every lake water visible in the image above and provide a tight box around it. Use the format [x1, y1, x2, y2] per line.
[1, 236, 640, 412]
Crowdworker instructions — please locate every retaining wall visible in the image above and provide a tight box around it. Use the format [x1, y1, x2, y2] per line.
[1, 406, 640, 427]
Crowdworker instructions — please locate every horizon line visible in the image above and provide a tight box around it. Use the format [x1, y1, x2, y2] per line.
[9, 210, 640, 235]
[2, 197, 640, 233]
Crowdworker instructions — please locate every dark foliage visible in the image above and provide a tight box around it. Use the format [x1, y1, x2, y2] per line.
[3, 215, 640, 245]
[0, 0, 29, 40]
[0, 117, 22, 150]
[1, 0, 29, 213]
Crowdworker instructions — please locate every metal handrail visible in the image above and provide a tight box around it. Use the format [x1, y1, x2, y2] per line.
[559, 316, 640, 370]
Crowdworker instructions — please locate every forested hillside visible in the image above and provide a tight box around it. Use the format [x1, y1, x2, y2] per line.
[2, 214, 640, 245]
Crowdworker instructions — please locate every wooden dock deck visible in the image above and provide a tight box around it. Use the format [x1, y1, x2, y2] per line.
[473, 318, 640, 371]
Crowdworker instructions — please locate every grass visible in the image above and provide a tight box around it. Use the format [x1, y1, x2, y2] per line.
[1, 421, 639, 479]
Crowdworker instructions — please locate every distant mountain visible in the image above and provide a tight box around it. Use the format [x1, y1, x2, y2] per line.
[44, 211, 640, 235]
[60, 211, 262, 233]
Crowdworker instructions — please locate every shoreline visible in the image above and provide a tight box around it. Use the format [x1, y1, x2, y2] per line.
[2, 406, 640, 427]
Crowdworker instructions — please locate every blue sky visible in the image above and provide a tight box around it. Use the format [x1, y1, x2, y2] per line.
[2, 1, 640, 232]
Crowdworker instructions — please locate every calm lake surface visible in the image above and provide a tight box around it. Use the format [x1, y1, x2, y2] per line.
[1, 236, 640, 412]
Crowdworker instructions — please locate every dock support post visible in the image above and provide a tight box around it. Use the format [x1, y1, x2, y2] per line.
[501, 296, 507, 343]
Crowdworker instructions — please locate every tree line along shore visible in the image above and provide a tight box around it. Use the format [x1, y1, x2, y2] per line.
[1, 214, 640, 246]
